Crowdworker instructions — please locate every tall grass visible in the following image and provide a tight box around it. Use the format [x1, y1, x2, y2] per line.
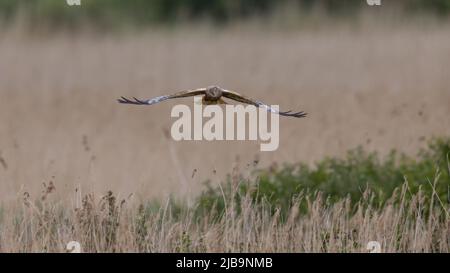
[1, 139, 449, 252]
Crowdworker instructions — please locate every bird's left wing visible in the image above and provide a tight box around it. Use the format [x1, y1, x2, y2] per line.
[222, 90, 307, 118]
[118, 88, 207, 106]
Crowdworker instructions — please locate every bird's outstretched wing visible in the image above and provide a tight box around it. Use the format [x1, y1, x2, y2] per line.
[222, 90, 307, 118]
[118, 88, 206, 106]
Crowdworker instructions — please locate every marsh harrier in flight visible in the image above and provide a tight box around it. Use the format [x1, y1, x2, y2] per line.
[118, 86, 307, 118]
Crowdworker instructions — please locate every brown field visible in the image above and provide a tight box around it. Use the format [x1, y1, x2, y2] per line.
[0, 20, 449, 252]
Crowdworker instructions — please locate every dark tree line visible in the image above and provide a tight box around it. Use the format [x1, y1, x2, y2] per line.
[0, 0, 448, 28]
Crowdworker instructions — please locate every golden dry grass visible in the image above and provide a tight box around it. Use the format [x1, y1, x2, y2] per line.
[1, 178, 449, 252]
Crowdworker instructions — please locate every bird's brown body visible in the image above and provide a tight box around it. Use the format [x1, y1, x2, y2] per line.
[203, 86, 226, 105]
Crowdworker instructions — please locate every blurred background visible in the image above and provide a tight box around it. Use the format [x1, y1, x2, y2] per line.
[1, 0, 450, 27]
[0, 0, 449, 202]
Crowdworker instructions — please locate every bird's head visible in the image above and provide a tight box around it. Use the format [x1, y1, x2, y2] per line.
[205, 86, 223, 100]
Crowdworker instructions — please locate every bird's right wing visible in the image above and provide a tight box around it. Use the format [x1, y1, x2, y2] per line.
[222, 90, 307, 118]
[118, 88, 206, 106]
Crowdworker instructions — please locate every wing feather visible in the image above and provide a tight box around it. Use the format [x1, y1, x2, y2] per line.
[222, 90, 307, 118]
[118, 88, 206, 106]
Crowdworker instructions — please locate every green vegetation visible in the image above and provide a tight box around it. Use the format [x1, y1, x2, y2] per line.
[1, 0, 450, 29]
[195, 138, 450, 219]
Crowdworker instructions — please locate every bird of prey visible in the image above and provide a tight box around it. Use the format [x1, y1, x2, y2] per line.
[118, 86, 307, 118]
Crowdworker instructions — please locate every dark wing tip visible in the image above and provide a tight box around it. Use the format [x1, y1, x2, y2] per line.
[279, 110, 307, 118]
[117, 96, 128, 103]
[117, 96, 148, 105]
